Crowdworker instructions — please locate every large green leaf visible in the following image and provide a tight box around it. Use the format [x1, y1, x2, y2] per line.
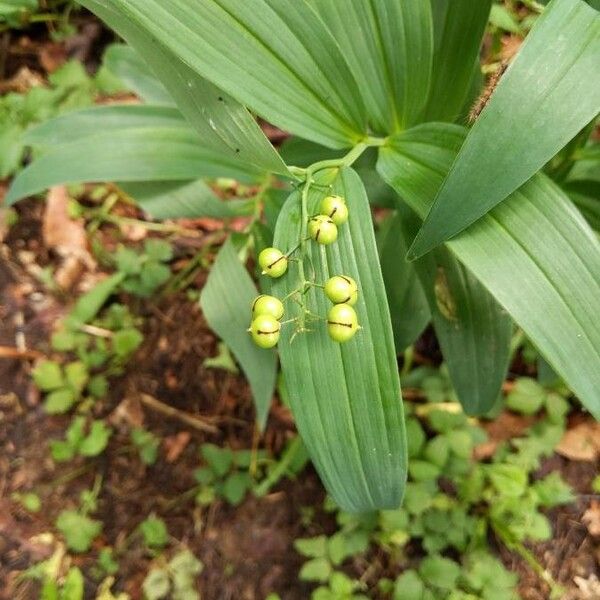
[93, 0, 366, 148]
[378, 209, 430, 353]
[310, 0, 433, 133]
[200, 239, 277, 429]
[272, 167, 406, 512]
[103, 44, 174, 105]
[410, 0, 600, 258]
[6, 108, 262, 204]
[413, 246, 512, 415]
[79, 0, 288, 176]
[378, 124, 600, 418]
[424, 0, 491, 122]
[24, 105, 185, 145]
[119, 180, 253, 220]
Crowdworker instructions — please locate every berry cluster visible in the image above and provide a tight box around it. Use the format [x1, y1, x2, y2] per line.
[249, 194, 361, 348]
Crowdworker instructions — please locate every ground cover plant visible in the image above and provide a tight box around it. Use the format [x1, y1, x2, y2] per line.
[1, 0, 600, 598]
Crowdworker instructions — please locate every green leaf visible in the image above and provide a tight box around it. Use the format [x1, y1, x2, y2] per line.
[67, 273, 126, 326]
[44, 388, 76, 414]
[80, 0, 288, 176]
[61, 567, 84, 600]
[424, 0, 492, 122]
[92, 0, 366, 148]
[200, 443, 233, 477]
[272, 168, 406, 512]
[378, 210, 430, 352]
[413, 246, 512, 415]
[7, 107, 263, 204]
[506, 378, 547, 415]
[410, 0, 600, 257]
[310, 0, 433, 132]
[120, 179, 252, 220]
[294, 536, 328, 559]
[393, 570, 425, 600]
[32, 361, 64, 391]
[418, 555, 460, 590]
[532, 472, 574, 507]
[144, 239, 173, 262]
[140, 262, 171, 292]
[221, 471, 252, 505]
[487, 464, 528, 497]
[64, 361, 88, 395]
[377, 123, 600, 419]
[139, 516, 169, 548]
[103, 44, 173, 105]
[112, 328, 144, 358]
[489, 4, 523, 34]
[298, 557, 332, 583]
[56, 510, 102, 553]
[79, 421, 112, 457]
[143, 569, 171, 600]
[200, 240, 277, 429]
[168, 549, 203, 592]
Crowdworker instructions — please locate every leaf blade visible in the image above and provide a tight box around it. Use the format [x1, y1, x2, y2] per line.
[200, 239, 277, 429]
[80, 0, 288, 176]
[378, 123, 600, 418]
[424, 0, 492, 122]
[272, 168, 406, 512]
[411, 0, 600, 257]
[310, 0, 433, 132]
[94, 0, 366, 147]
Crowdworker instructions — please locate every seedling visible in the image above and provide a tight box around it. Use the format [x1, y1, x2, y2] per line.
[142, 549, 203, 600]
[55, 477, 103, 553]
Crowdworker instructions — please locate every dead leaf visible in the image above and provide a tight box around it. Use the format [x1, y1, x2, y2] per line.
[556, 421, 600, 462]
[109, 396, 144, 429]
[164, 431, 191, 463]
[39, 42, 67, 73]
[582, 501, 600, 537]
[42, 186, 95, 289]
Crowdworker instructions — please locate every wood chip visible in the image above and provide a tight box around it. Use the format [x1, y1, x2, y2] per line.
[556, 421, 600, 462]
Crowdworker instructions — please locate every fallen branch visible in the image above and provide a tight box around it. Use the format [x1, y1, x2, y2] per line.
[138, 393, 218, 434]
[0, 346, 43, 360]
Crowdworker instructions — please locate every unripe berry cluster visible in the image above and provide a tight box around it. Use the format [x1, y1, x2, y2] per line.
[308, 195, 348, 245]
[249, 194, 361, 348]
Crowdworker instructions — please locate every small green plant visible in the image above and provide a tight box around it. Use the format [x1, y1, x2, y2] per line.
[114, 239, 174, 297]
[294, 382, 573, 598]
[142, 549, 203, 600]
[34, 297, 144, 414]
[139, 515, 169, 550]
[50, 416, 112, 461]
[11, 491, 41, 513]
[56, 477, 103, 553]
[131, 427, 160, 465]
[0, 57, 123, 178]
[194, 444, 258, 506]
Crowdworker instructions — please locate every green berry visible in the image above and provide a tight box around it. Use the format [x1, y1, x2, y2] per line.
[258, 247, 288, 278]
[327, 303, 359, 343]
[252, 295, 284, 320]
[308, 215, 338, 245]
[250, 314, 281, 348]
[324, 275, 358, 306]
[320, 195, 348, 226]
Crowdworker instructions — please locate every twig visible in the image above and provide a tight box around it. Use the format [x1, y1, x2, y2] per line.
[0, 346, 43, 360]
[138, 393, 218, 434]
